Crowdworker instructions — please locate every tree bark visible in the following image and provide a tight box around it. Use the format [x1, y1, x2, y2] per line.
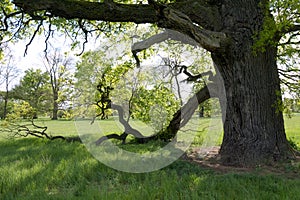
[211, 0, 294, 166]
[3, 91, 9, 119]
[51, 92, 58, 120]
[164, 85, 211, 138]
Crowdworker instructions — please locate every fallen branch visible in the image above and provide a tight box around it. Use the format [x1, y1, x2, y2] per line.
[1, 119, 81, 142]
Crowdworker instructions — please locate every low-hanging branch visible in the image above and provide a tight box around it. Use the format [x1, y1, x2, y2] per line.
[95, 103, 157, 145]
[94, 81, 218, 145]
[94, 80, 156, 145]
[95, 20, 221, 145]
[132, 29, 198, 68]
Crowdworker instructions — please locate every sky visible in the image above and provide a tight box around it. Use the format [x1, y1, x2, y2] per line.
[2, 33, 102, 90]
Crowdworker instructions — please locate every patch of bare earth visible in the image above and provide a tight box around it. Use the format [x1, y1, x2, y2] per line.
[183, 146, 300, 178]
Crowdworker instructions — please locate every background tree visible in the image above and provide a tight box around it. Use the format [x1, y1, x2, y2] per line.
[12, 68, 51, 118]
[1, 0, 300, 166]
[0, 50, 20, 119]
[42, 49, 73, 120]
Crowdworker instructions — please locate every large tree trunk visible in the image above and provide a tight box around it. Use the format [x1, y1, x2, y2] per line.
[212, 0, 293, 166]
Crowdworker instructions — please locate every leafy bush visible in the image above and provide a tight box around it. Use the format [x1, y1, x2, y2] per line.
[6, 101, 35, 120]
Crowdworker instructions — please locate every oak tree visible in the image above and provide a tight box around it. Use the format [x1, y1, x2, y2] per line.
[1, 0, 300, 166]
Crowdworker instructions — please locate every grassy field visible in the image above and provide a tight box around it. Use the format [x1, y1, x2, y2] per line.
[284, 113, 300, 146]
[38, 113, 300, 146]
[0, 115, 299, 199]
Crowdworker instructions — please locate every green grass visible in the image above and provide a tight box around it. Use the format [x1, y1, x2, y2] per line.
[0, 138, 299, 200]
[24, 114, 300, 146]
[0, 114, 299, 199]
[284, 113, 300, 146]
[29, 117, 154, 138]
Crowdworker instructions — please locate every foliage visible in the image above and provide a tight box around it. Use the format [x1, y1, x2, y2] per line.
[57, 109, 74, 120]
[74, 49, 133, 118]
[131, 85, 179, 131]
[94, 62, 132, 119]
[0, 99, 13, 119]
[198, 98, 221, 118]
[6, 101, 36, 120]
[253, 0, 300, 97]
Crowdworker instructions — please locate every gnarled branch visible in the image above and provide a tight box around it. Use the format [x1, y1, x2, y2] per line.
[95, 82, 219, 145]
[158, 7, 227, 52]
[13, 0, 226, 53]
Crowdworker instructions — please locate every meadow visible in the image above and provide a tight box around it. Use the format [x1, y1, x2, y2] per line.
[0, 114, 299, 199]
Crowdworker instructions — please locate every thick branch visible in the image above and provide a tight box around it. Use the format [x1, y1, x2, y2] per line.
[158, 7, 227, 52]
[13, 0, 226, 52]
[13, 0, 221, 29]
[130, 9, 226, 54]
[165, 83, 218, 137]
[132, 29, 197, 52]
[13, 0, 158, 23]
